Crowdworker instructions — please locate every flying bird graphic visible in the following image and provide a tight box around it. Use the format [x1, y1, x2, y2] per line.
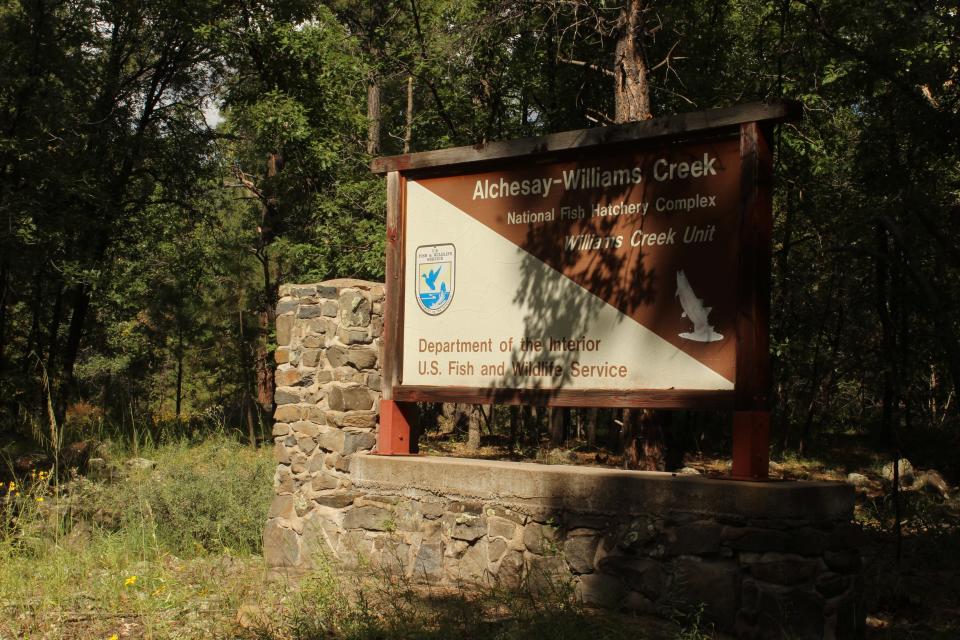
[421, 266, 442, 291]
[676, 270, 724, 343]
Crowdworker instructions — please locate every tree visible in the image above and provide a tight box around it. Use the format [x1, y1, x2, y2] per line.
[0, 0, 238, 430]
[1, 0, 956, 469]
[217, 1, 386, 419]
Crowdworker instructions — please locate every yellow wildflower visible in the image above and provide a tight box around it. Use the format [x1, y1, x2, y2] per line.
[124, 575, 137, 587]
[108, 634, 119, 640]
[35, 496, 44, 503]
[7, 481, 15, 491]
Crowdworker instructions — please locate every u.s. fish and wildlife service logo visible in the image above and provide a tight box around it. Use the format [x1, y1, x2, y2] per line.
[415, 244, 455, 315]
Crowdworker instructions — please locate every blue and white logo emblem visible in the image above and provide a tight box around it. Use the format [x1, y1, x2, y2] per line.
[415, 244, 455, 315]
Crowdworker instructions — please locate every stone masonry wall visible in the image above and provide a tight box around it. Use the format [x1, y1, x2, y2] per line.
[264, 280, 864, 640]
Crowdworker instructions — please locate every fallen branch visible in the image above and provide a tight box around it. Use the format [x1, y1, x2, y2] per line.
[60, 611, 144, 623]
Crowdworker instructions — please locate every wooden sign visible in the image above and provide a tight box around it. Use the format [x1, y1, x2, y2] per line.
[403, 136, 740, 394]
[373, 101, 799, 475]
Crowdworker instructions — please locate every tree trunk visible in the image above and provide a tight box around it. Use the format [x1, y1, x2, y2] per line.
[549, 406, 564, 447]
[0, 257, 7, 366]
[44, 285, 63, 379]
[876, 224, 896, 444]
[175, 322, 184, 421]
[775, 185, 797, 454]
[255, 309, 273, 410]
[586, 408, 598, 447]
[621, 409, 640, 468]
[237, 305, 260, 447]
[448, 402, 468, 435]
[253, 151, 282, 412]
[246, 395, 258, 448]
[522, 405, 534, 445]
[638, 409, 666, 471]
[55, 281, 88, 426]
[367, 69, 381, 156]
[613, 0, 652, 123]
[611, 0, 665, 470]
[621, 408, 666, 470]
[466, 405, 481, 451]
[20, 273, 44, 373]
[608, 410, 622, 450]
[798, 271, 839, 456]
[533, 406, 545, 444]
[404, 75, 414, 153]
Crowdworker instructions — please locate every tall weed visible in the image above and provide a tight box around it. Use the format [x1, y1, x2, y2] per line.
[0, 434, 274, 638]
[120, 437, 274, 556]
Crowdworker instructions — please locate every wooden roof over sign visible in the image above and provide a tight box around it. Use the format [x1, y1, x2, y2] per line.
[372, 99, 801, 175]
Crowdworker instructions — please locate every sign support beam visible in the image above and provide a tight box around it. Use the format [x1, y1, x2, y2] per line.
[377, 170, 417, 455]
[377, 399, 418, 455]
[731, 121, 774, 479]
[731, 411, 771, 480]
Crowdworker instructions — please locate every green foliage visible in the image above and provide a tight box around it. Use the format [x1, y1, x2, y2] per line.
[673, 604, 714, 640]
[0, 0, 957, 471]
[1, 434, 273, 560]
[120, 437, 275, 556]
[0, 435, 684, 639]
[0, 436, 275, 639]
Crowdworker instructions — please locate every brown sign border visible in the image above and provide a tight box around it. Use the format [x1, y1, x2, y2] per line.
[375, 100, 798, 411]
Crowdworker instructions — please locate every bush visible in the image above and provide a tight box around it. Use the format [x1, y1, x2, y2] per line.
[120, 436, 274, 556]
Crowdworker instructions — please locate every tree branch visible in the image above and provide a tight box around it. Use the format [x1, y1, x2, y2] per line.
[559, 56, 615, 77]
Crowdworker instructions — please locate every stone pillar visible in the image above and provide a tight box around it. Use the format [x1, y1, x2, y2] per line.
[264, 279, 384, 569]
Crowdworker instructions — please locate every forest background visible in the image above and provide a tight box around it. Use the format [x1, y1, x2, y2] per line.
[1, 0, 958, 475]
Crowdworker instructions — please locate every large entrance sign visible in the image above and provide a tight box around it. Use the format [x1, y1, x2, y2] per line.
[404, 137, 740, 393]
[372, 101, 800, 478]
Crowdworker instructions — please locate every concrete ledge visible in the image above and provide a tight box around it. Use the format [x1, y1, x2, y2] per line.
[352, 454, 854, 521]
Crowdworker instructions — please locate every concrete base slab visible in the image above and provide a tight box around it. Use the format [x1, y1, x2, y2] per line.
[352, 454, 854, 522]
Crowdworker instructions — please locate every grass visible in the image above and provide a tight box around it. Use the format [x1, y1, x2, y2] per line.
[0, 435, 275, 639]
[0, 434, 708, 640]
[2, 430, 955, 639]
[263, 558, 686, 640]
[0, 534, 267, 638]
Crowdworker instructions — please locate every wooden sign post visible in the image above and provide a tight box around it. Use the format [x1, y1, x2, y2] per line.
[373, 101, 799, 480]
[732, 122, 774, 479]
